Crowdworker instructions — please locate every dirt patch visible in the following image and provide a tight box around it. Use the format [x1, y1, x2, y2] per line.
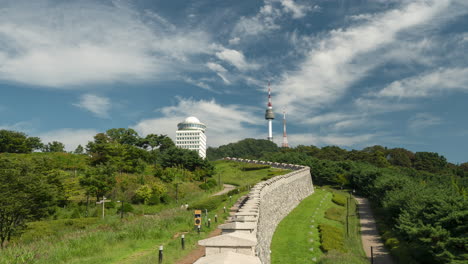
[356, 197, 394, 264]
[175, 228, 222, 264]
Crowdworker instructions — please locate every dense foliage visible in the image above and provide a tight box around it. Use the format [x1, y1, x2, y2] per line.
[206, 138, 278, 160]
[209, 139, 467, 263]
[0, 128, 215, 248]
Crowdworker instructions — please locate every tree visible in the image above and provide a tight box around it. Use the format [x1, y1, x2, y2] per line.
[0, 156, 61, 247]
[413, 152, 448, 173]
[79, 164, 116, 201]
[0, 130, 43, 153]
[387, 148, 414, 167]
[74, 144, 84, 154]
[160, 147, 214, 175]
[316, 146, 347, 161]
[105, 128, 140, 146]
[206, 138, 278, 160]
[43, 141, 66, 152]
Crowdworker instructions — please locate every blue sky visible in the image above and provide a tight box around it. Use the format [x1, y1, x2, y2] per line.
[0, 0, 467, 163]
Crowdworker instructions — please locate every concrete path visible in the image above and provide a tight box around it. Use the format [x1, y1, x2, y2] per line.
[211, 184, 236, 196]
[355, 197, 394, 264]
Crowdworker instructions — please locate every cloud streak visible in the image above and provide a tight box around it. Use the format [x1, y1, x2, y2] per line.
[0, 0, 213, 88]
[276, 0, 452, 115]
[73, 94, 111, 118]
[376, 68, 468, 98]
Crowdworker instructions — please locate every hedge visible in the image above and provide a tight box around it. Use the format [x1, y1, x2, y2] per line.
[319, 224, 345, 252]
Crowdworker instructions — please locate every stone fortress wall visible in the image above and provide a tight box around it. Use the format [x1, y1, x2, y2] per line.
[195, 158, 314, 264]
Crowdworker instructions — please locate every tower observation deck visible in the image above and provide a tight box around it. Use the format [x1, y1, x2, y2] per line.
[265, 84, 274, 141]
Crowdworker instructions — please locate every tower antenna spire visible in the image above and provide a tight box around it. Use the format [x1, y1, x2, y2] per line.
[282, 108, 289, 148]
[265, 81, 275, 141]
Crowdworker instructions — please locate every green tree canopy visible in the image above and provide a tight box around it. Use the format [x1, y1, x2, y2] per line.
[0, 130, 43, 153]
[43, 141, 66, 152]
[79, 164, 116, 200]
[207, 138, 278, 160]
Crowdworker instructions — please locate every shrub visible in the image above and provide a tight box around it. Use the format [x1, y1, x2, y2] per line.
[147, 195, 160, 205]
[324, 207, 345, 223]
[105, 201, 116, 209]
[117, 203, 134, 214]
[160, 193, 171, 204]
[319, 224, 345, 252]
[385, 238, 399, 249]
[199, 178, 218, 190]
[332, 193, 347, 206]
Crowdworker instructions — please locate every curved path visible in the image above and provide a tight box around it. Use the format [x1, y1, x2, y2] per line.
[211, 184, 236, 196]
[355, 197, 394, 264]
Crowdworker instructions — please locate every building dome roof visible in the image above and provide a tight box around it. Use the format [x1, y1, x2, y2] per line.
[185, 116, 201, 124]
[177, 116, 206, 131]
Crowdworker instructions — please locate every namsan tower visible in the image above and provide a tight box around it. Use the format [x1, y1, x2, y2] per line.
[282, 110, 289, 148]
[265, 83, 275, 141]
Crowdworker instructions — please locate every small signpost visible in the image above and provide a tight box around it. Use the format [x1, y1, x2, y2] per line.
[194, 210, 202, 226]
[96, 197, 111, 219]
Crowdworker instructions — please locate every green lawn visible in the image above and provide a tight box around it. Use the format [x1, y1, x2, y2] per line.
[270, 187, 368, 264]
[213, 160, 290, 187]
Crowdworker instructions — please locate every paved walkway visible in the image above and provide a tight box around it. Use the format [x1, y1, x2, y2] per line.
[355, 197, 394, 264]
[211, 184, 236, 196]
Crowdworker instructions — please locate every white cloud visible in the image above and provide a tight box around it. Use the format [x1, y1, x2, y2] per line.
[408, 113, 442, 131]
[215, 49, 259, 71]
[38, 129, 98, 151]
[0, 0, 213, 88]
[206, 62, 227, 73]
[132, 98, 262, 146]
[206, 62, 231, 84]
[232, 0, 314, 38]
[276, 0, 452, 115]
[376, 68, 468, 98]
[229, 37, 241, 45]
[0, 121, 35, 132]
[73, 94, 111, 118]
[183, 77, 214, 92]
[280, 0, 310, 19]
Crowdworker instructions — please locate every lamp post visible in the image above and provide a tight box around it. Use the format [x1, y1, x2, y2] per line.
[117, 200, 124, 219]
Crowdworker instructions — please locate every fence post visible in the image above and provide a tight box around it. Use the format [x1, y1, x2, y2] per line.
[158, 245, 163, 264]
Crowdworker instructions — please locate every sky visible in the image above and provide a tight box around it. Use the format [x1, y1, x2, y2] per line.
[0, 0, 467, 163]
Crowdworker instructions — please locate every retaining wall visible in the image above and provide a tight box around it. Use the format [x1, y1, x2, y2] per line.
[195, 158, 314, 264]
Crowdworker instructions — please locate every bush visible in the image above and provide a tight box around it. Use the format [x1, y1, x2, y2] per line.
[117, 203, 134, 214]
[319, 224, 345, 252]
[147, 195, 160, 205]
[199, 178, 218, 190]
[105, 201, 116, 209]
[385, 238, 399, 249]
[324, 207, 345, 223]
[332, 193, 347, 206]
[188, 195, 227, 211]
[160, 193, 171, 204]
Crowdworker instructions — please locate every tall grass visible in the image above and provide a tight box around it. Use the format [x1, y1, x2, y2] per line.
[1, 161, 286, 264]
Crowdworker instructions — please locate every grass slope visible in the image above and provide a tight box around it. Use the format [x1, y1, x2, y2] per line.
[213, 160, 289, 186]
[270, 187, 367, 264]
[0, 161, 289, 264]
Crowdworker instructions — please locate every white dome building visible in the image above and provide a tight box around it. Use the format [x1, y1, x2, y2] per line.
[175, 116, 207, 159]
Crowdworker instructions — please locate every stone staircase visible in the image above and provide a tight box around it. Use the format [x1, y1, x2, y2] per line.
[193, 158, 314, 264]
